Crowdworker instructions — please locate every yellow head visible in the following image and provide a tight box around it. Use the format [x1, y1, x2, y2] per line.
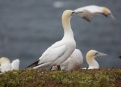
[102, 7, 115, 19]
[0, 57, 10, 65]
[62, 10, 73, 19]
[86, 50, 107, 59]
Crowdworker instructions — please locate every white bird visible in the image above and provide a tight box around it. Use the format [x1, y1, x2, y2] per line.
[0, 57, 11, 73]
[52, 49, 83, 71]
[0, 57, 20, 73]
[27, 10, 76, 69]
[11, 59, 20, 70]
[74, 5, 115, 21]
[83, 50, 107, 69]
[51, 5, 114, 71]
[27, 5, 114, 69]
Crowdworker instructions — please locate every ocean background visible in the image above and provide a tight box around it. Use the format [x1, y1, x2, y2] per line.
[0, 0, 121, 69]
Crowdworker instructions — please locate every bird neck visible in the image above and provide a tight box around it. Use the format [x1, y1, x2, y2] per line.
[86, 56, 99, 68]
[62, 15, 74, 39]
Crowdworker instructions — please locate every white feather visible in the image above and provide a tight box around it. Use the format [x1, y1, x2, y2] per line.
[74, 5, 103, 13]
[11, 59, 20, 70]
[60, 49, 83, 71]
[1, 62, 11, 73]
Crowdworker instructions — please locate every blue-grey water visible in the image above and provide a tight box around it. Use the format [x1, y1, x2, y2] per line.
[0, 0, 121, 69]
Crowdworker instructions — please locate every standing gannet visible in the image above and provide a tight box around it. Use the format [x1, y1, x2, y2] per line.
[27, 10, 76, 69]
[0, 57, 11, 73]
[83, 50, 107, 69]
[51, 49, 83, 71]
[11, 59, 20, 70]
[26, 5, 114, 69]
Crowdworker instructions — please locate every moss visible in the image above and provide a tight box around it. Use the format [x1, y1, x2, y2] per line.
[0, 68, 121, 87]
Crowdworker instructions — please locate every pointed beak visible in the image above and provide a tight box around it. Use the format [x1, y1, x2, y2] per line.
[97, 52, 107, 56]
[103, 13, 115, 20]
[110, 13, 115, 20]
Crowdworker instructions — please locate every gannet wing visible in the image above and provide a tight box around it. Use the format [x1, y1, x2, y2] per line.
[39, 45, 67, 63]
[26, 45, 67, 68]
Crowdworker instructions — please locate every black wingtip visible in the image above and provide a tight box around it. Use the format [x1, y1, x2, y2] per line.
[118, 56, 121, 59]
[25, 60, 39, 69]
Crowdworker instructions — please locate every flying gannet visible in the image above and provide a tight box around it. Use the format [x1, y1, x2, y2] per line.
[0, 57, 20, 73]
[51, 5, 114, 71]
[83, 50, 107, 69]
[26, 5, 114, 69]
[74, 5, 115, 21]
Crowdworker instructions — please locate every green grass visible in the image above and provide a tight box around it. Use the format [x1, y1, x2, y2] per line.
[0, 68, 121, 87]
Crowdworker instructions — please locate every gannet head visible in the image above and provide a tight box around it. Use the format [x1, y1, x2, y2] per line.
[102, 7, 115, 19]
[86, 50, 107, 59]
[73, 5, 115, 22]
[62, 10, 74, 19]
[0, 57, 10, 65]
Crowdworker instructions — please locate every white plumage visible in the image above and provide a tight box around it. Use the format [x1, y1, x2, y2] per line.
[52, 49, 83, 71]
[11, 59, 20, 70]
[0, 57, 11, 73]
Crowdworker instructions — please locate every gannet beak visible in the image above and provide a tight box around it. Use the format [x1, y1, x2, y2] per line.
[97, 52, 107, 56]
[110, 14, 115, 20]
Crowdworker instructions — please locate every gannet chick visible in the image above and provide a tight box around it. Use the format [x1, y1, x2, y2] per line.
[84, 50, 107, 69]
[52, 49, 83, 71]
[0, 57, 11, 73]
[11, 59, 20, 70]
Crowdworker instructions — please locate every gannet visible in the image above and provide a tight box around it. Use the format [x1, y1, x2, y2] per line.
[51, 49, 83, 71]
[83, 50, 107, 69]
[0, 57, 20, 73]
[11, 59, 20, 70]
[74, 5, 115, 21]
[26, 5, 114, 69]
[0, 57, 11, 73]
